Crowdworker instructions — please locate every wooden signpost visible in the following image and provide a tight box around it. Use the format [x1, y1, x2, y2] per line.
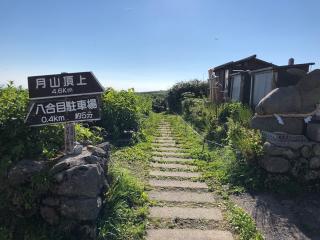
[25, 72, 104, 154]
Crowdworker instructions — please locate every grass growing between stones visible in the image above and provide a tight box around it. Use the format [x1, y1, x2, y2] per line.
[165, 114, 263, 240]
[97, 113, 161, 240]
[98, 165, 149, 240]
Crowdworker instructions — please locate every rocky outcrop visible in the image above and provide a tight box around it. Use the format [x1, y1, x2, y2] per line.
[7, 142, 110, 240]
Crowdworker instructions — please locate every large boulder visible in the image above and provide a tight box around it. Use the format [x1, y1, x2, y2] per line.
[255, 86, 301, 115]
[251, 115, 305, 135]
[53, 163, 106, 198]
[255, 69, 320, 115]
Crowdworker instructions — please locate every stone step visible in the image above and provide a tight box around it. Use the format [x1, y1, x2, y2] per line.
[152, 156, 193, 163]
[152, 143, 180, 148]
[150, 170, 200, 178]
[153, 152, 188, 158]
[149, 179, 208, 190]
[152, 147, 185, 152]
[149, 190, 215, 203]
[149, 206, 222, 220]
[154, 138, 175, 141]
[153, 140, 176, 144]
[150, 163, 196, 171]
[146, 229, 234, 240]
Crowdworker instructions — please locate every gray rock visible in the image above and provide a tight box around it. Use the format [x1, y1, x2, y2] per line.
[306, 123, 320, 142]
[255, 86, 301, 115]
[8, 160, 47, 186]
[60, 197, 102, 221]
[263, 142, 297, 159]
[89, 146, 107, 158]
[298, 70, 320, 112]
[301, 145, 312, 158]
[310, 157, 320, 169]
[251, 116, 305, 135]
[304, 170, 320, 181]
[313, 144, 320, 156]
[81, 140, 93, 146]
[73, 144, 83, 155]
[255, 69, 320, 115]
[84, 155, 107, 168]
[260, 156, 290, 173]
[40, 206, 59, 225]
[97, 142, 111, 153]
[50, 158, 86, 175]
[291, 158, 308, 177]
[53, 164, 105, 198]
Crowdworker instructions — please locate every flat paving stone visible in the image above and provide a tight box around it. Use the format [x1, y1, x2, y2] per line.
[150, 163, 196, 171]
[149, 190, 215, 203]
[152, 143, 179, 147]
[146, 229, 234, 240]
[149, 179, 208, 190]
[150, 170, 200, 178]
[152, 147, 184, 152]
[153, 151, 187, 157]
[152, 156, 193, 163]
[154, 140, 176, 143]
[149, 206, 223, 220]
[155, 137, 175, 140]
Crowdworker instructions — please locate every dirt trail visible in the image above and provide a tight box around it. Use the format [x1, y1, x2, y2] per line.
[232, 192, 320, 240]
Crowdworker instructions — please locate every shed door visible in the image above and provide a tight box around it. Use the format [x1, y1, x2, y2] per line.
[231, 75, 241, 101]
[253, 71, 273, 106]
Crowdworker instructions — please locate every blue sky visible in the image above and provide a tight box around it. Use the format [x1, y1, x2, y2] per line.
[0, 0, 319, 91]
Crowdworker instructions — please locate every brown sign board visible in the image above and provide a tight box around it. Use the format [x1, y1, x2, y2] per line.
[25, 95, 101, 126]
[28, 72, 104, 100]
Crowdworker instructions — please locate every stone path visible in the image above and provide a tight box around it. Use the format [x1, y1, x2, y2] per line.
[146, 121, 234, 240]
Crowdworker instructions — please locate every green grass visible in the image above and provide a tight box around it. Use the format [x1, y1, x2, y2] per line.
[98, 164, 149, 240]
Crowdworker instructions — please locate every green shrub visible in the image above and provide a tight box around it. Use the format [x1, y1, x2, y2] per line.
[167, 79, 208, 113]
[218, 102, 252, 126]
[75, 124, 103, 144]
[100, 89, 152, 141]
[182, 98, 208, 131]
[0, 83, 64, 177]
[226, 118, 263, 162]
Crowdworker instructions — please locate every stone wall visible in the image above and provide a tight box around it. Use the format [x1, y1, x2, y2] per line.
[7, 142, 110, 240]
[260, 141, 320, 181]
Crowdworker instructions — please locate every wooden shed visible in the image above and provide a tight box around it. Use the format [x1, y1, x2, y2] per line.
[208, 55, 274, 103]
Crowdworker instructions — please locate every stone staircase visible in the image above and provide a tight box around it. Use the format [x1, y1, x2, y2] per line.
[146, 121, 234, 240]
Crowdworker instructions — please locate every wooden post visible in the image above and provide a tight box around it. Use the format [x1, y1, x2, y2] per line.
[64, 122, 75, 155]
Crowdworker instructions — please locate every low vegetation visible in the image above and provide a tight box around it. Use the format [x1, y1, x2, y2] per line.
[100, 88, 152, 143]
[98, 113, 160, 240]
[167, 79, 208, 113]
